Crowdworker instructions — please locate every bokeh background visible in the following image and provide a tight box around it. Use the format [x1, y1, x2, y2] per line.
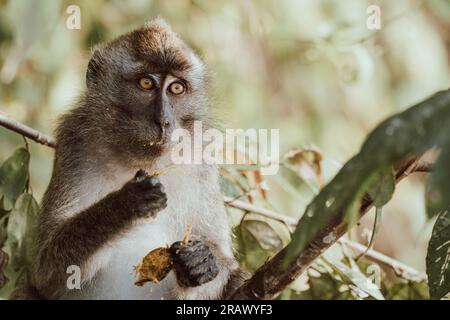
[0, 0, 449, 298]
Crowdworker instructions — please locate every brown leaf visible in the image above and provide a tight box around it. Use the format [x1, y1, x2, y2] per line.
[243, 169, 268, 200]
[284, 146, 324, 190]
[134, 247, 173, 286]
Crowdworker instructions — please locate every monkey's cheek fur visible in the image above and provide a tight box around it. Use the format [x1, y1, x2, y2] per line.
[169, 240, 220, 287]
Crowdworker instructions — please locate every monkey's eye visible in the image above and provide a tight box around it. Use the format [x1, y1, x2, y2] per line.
[138, 77, 154, 90]
[168, 81, 185, 95]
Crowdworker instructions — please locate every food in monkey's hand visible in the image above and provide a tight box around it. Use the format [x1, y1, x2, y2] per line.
[134, 247, 173, 285]
[149, 166, 176, 177]
[134, 227, 192, 286]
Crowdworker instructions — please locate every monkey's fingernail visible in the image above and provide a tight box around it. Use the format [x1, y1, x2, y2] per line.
[149, 142, 154, 146]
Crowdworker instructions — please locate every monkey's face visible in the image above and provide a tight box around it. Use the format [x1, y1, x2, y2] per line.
[85, 19, 209, 160]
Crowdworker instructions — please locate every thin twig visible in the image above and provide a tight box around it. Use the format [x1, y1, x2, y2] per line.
[230, 156, 431, 299]
[224, 196, 297, 228]
[339, 238, 427, 282]
[0, 111, 56, 148]
[228, 198, 427, 282]
[0, 110, 435, 299]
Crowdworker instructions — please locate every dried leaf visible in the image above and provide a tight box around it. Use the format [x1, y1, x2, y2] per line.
[134, 226, 192, 286]
[284, 146, 323, 191]
[134, 247, 173, 286]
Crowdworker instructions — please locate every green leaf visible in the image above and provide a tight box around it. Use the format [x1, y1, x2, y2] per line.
[283, 146, 323, 193]
[0, 215, 7, 247]
[386, 280, 429, 300]
[234, 220, 282, 272]
[0, 215, 9, 290]
[285, 90, 450, 267]
[307, 272, 341, 300]
[0, 205, 8, 222]
[426, 145, 450, 219]
[5, 193, 39, 271]
[0, 148, 30, 211]
[242, 220, 283, 251]
[323, 254, 385, 300]
[426, 210, 450, 300]
[219, 176, 242, 198]
[345, 166, 394, 230]
[368, 167, 395, 208]
[0, 193, 39, 296]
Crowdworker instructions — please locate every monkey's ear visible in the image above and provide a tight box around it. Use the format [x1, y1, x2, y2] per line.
[86, 49, 102, 88]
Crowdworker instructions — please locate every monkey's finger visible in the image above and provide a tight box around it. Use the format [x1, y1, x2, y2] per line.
[137, 176, 163, 189]
[170, 240, 203, 256]
[142, 187, 166, 199]
[134, 169, 149, 181]
[142, 197, 167, 208]
[170, 240, 213, 267]
[186, 255, 218, 278]
[197, 271, 219, 285]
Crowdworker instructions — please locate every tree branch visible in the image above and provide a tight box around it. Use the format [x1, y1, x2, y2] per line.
[0, 110, 434, 300]
[224, 196, 297, 228]
[0, 111, 56, 148]
[338, 238, 427, 282]
[230, 156, 430, 299]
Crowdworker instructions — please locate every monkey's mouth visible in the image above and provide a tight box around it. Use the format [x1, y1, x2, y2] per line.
[143, 134, 173, 150]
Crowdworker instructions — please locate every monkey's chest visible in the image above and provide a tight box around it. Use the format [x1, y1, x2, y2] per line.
[69, 164, 223, 300]
[86, 216, 185, 299]
[79, 179, 202, 300]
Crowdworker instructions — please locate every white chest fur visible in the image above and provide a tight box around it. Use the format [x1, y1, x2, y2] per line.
[61, 163, 231, 300]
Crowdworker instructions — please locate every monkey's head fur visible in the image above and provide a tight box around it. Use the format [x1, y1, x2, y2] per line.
[76, 18, 211, 164]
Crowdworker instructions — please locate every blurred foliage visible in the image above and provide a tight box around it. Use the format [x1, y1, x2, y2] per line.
[225, 91, 450, 300]
[0, 148, 38, 297]
[1, 0, 450, 300]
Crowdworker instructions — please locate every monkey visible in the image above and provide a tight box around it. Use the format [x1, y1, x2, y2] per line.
[29, 18, 248, 300]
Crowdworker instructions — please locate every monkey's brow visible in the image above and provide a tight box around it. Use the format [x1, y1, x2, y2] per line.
[139, 50, 192, 72]
[121, 60, 148, 75]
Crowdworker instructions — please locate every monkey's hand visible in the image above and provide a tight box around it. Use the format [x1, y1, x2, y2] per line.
[121, 169, 167, 218]
[170, 239, 219, 287]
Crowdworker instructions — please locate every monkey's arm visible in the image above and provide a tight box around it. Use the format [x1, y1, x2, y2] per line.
[35, 170, 167, 298]
[221, 268, 250, 299]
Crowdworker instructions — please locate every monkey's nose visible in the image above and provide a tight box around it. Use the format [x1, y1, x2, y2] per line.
[154, 119, 171, 131]
[154, 116, 171, 127]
